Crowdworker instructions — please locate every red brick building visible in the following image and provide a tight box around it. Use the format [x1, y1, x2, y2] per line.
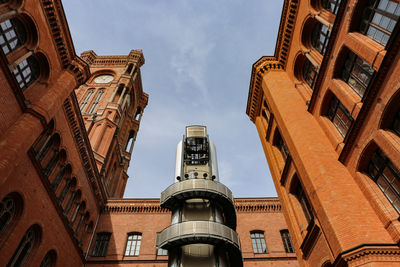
[247, 0, 400, 266]
[0, 0, 297, 266]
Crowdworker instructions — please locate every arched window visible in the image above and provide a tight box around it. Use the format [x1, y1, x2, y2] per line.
[321, 0, 341, 15]
[290, 177, 314, 225]
[125, 63, 134, 75]
[367, 149, 400, 213]
[75, 211, 89, 237]
[134, 107, 141, 120]
[70, 201, 85, 227]
[303, 59, 318, 90]
[250, 231, 268, 254]
[321, 261, 333, 267]
[88, 90, 104, 114]
[311, 23, 330, 55]
[40, 250, 56, 267]
[273, 130, 289, 162]
[359, 0, 400, 46]
[0, 193, 23, 239]
[0, 18, 26, 55]
[296, 184, 314, 224]
[12, 55, 40, 91]
[379, 89, 400, 136]
[0, 196, 15, 236]
[393, 108, 400, 135]
[125, 131, 135, 153]
[64, 190, 80, 216]
[125, 233, 142, 256]
[57, 177, 75, 205]
[326, 95, 353, 137]
[43, 148, 61, 177]
[92, 232, 111, 257]
[51, 164, 71, 193]
[341, 51, 374, 98]
[7, 224, 41, 267]
[280, 230, 295, 253]
[80, 90, 94, 112]
[262, 100, 271, 123]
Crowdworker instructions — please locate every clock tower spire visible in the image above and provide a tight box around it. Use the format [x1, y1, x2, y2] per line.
[76, 50, 148, 198]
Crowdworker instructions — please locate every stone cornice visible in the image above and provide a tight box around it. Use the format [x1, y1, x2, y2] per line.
[80, 50, 145, 67]
[40, 0, 89, 85]
[104, 199, 169, 214]
[246, 0, 299, 123]
[235, 198, 282, 213]
[246, 58, 283, 122]
[334, 245, 400, 266]
[104, 197, 282, 214]
[63, 94, 106, 208]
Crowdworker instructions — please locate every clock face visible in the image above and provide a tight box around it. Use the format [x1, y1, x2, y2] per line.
[94, 75, 114, 83]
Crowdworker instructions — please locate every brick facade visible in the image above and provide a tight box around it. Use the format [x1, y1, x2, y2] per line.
[247, 0, 400, 266]
[0, 0, 297, 266]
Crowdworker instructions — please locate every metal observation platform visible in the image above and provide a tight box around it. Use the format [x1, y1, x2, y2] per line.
[160, 179, 237, 229]
[157, 126, 243, 267]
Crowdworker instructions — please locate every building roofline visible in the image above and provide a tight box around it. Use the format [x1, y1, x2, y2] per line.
[246, 0, 299, 122]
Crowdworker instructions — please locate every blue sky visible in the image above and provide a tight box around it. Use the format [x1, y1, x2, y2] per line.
[63, 0, 283, 198]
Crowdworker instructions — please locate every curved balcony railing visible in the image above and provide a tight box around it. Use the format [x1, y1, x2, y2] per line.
[156, 220, 243, 267]
[160, 179, 237, 228]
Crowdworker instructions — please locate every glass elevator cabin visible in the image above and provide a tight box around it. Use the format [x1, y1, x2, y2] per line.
[156, 126, 243, 267]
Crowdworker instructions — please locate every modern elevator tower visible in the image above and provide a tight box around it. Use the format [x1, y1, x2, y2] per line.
[156, 126, 243, 267]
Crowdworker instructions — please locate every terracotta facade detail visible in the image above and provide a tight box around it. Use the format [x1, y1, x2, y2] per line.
[247, 0, 400, 266]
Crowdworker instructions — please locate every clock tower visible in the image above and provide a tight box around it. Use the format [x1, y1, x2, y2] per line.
[76, 50, 148, 198]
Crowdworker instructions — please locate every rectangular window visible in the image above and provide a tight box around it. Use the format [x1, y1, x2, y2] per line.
[327, 95, 353, 137]
[125, 233, 141, 256]
[280, 230, 295, 253]
[157, 248, 168, 256]
[88, 90, 104, 114]
[92, 232, 111, 257]
[80, 90, 94, 112]
[342, 52, 374, 98]
[250, 232, 268, 254]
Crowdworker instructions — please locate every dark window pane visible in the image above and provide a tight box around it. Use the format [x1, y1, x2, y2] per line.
[303, 59, 318, 90]
[281, 230, 295, 253]
[327, 96, 353, 137]
[321, 0, 342, 14]
[296, 185, 313, 224]
[368, 149, 400, 214]
[312, 23, 330, 55]
[92, 233, 111, 257]
[342, 52, 373, 97]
